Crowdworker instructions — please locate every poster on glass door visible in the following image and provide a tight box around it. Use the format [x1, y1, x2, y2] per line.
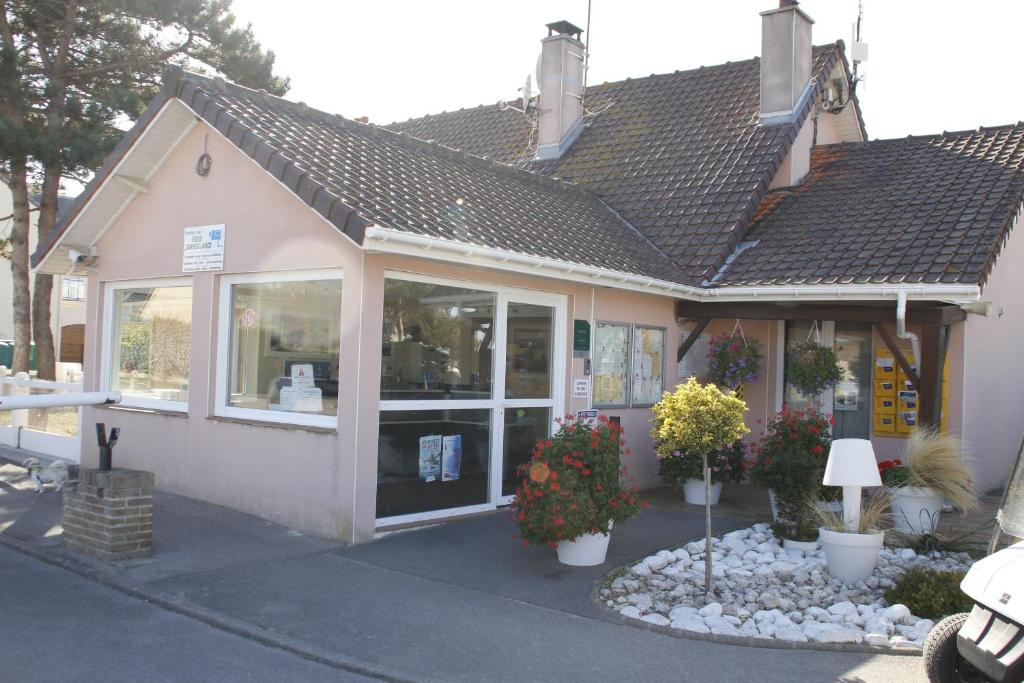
[419, 435, 442, 482]
[441, 435, 462, 481]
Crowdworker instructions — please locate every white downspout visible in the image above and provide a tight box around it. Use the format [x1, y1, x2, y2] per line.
[896, 292, 921, 369]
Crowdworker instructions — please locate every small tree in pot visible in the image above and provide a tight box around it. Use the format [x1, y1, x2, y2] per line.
[651, 378, 748, 594]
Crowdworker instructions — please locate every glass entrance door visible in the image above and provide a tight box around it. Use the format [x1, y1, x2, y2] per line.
[377, 275, 564, 524]
[498, 298, 558, 501]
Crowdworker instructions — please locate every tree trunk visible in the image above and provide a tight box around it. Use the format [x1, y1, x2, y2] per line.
[703, 452, 713, 597]
[31, 166, 62, 381]
[8, 160, 32, 373]
[32, 274, 56, 379]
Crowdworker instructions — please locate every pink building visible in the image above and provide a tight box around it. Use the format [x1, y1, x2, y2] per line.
[33, 5, 1024, 542]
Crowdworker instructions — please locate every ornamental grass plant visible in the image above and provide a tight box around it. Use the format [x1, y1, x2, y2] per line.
[812, 490, 892, 534]
[899, 428, 978, 512]
[511, 415, 643, 547]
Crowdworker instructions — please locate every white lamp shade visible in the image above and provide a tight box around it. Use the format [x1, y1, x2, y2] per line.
[823, 438, 882, 487]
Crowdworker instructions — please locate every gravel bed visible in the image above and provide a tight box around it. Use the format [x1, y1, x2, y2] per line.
[601, 523, 973, 650]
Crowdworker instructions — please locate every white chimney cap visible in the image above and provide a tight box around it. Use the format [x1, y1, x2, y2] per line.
[823, 438, 882, 487]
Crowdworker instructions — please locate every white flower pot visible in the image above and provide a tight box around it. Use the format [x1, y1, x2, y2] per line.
[682, 479, 721, 506]
[819, 527, 885, 584]
[888, 486, 944, 535]
[782, 537, 819, 552]
[555, 521, 613, 566]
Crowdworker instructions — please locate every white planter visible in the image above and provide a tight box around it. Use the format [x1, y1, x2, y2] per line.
[819, 527, 885, 584]
[782, 537, 819, 552]
[683, 479, 722, 506]
[888, 486, 944, 535]
[555, 521, 613, 566]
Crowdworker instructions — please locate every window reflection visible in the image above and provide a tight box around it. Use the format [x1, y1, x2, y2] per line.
[381, 280, 495, 400]
[505, 302, 553, 399]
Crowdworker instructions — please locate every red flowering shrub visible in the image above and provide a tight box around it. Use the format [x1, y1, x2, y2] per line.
[511, 415, 643, 546]
[878, 458, 911, 487]
[748, 405, 837, 540]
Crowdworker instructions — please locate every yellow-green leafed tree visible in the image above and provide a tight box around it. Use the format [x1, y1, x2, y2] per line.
[651, 378, 748, 595]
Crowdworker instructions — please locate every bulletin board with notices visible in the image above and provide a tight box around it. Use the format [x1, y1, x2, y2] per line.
[593, 323, 630, 406]
[631, 326, 665, 406]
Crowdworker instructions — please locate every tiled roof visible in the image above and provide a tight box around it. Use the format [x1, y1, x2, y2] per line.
[388, 45, 848, 282]
[715, 124, 1024, 286]
[168, 72, 682, 282]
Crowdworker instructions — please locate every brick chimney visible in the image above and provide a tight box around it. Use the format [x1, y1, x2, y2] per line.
[536, 20, 585, 160]
[759, 0, 814, 125]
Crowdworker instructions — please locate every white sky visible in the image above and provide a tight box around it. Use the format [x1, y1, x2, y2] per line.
[230, 0, 1024, 140]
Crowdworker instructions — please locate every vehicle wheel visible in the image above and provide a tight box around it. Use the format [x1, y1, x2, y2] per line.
[923, 612, 986, 683]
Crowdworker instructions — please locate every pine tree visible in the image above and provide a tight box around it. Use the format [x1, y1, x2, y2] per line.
[0, 0, 288, 377]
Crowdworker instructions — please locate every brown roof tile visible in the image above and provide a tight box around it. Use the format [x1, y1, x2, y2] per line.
[715, 125, 1024, 286]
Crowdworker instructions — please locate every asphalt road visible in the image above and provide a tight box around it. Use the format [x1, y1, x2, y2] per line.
[0, 544, 372, 683]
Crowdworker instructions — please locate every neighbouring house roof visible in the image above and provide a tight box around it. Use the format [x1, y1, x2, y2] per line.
[388, 45, 854, 282]
[714, 124, 1024, 287]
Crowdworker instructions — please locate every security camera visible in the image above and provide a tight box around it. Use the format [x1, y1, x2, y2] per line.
[68, 248, 85, 264]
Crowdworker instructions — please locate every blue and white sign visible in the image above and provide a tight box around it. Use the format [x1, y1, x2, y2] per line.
[183, 224, 226, 272]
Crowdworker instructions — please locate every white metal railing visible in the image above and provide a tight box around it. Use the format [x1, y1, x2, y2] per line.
[0, 369, 111, 463]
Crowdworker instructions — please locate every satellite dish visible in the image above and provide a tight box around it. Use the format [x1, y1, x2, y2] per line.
[521, 74, 532, 111]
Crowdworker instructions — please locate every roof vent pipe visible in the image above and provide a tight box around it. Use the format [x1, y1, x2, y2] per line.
[896, 292, 921, 371]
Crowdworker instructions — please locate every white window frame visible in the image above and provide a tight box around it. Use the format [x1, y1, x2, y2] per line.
[215, 268, 343, 428]
[376, 270, 567, 526]
[101, 276, 194, 412]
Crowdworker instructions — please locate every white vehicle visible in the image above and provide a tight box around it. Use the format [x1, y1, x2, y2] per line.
[924, 448, 1024, 683]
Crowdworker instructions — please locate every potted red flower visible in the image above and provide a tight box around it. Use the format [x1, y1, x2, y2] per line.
[511, 414, 644, 566]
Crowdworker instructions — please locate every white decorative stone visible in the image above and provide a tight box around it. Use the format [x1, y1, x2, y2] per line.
[640, 613, 670, 626]
[698, 602, 723, 618]
[827, 601, 858, 617]
[865, 633, 890, 647]
[671, 616, 710, 633]
[883, 604, 913, 625]
[775, 625, 808, 641]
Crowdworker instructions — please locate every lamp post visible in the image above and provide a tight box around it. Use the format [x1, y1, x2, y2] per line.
[823, 439, 882, 531]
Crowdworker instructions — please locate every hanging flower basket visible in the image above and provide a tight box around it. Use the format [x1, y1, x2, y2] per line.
[707, 325, 762, 389]
[786, 341, 843, 396]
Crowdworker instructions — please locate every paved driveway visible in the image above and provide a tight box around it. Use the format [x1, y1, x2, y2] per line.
[1, 457, 927, 682]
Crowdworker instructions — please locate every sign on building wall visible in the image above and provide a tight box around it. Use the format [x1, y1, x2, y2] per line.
[182, 224, 226, 272]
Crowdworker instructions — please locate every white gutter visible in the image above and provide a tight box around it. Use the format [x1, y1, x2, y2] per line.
[363, 225, 982, 304]
[896, 291, 922, 365]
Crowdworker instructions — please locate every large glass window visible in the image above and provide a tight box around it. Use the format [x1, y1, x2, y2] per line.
[221, 275, 341, 423]
[109, 283, 192, 408]
[381, 280, 495, 400]
[376, 409, 491, 518]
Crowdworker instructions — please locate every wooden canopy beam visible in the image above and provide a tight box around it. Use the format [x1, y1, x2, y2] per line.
[874, 323, 921, 389]
[674, 301, 966, 326]
[677, 318, 710, 363]
[917, 324, 950, 427]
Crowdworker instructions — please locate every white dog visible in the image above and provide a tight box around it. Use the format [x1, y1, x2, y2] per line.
[22, 458, 69, 493]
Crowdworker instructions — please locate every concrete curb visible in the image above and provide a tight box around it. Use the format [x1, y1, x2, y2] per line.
[0, 532, 436, 683]
[593, 552, 924, 657]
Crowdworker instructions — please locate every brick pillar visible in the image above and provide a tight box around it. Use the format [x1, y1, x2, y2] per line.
[63, 468, 154, 561]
